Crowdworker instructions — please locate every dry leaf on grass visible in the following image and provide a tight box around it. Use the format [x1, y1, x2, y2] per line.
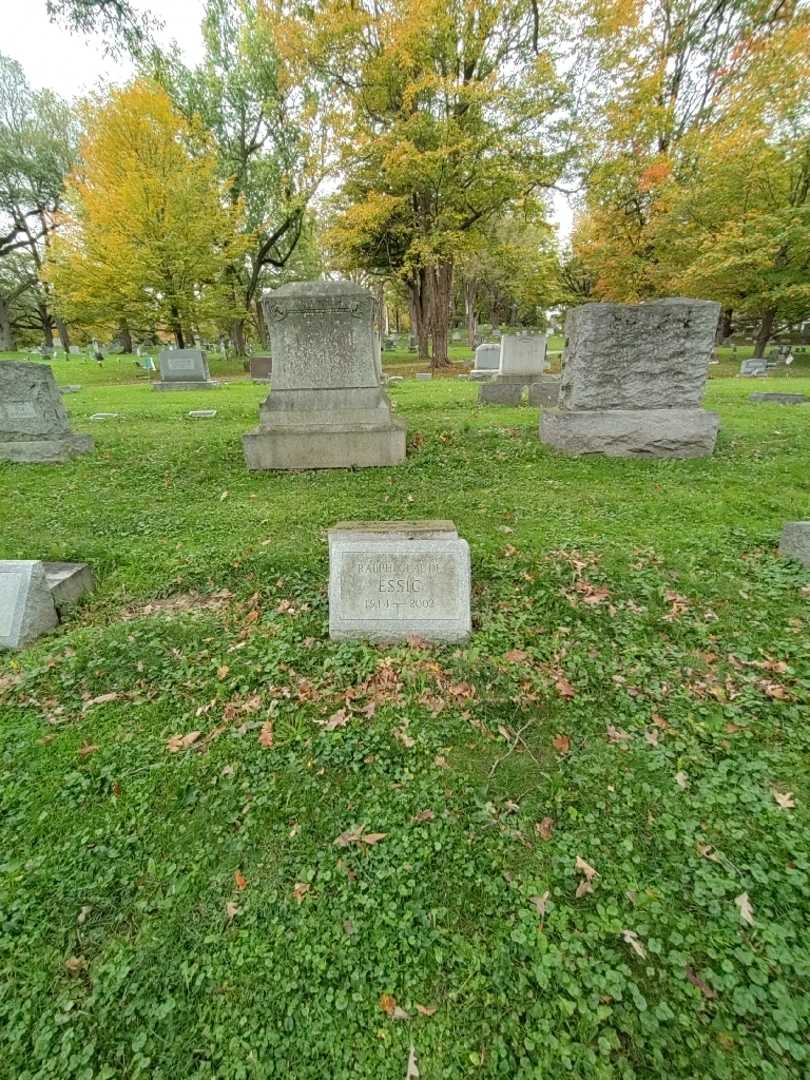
[406, 1044, 420, 1079]
[380, 993, 410, 1020]
[675, 771, 689, 789]
[735, 892, 755, 926]
[166, 731, 202, 753]
[65, 956, 86, 975]
[552, 734, 571, 754]
[216, 665, 230, 680]
[415, 1004, 437, 1016]
[772, 788, 796, 810]
[575, 856, 598, 897]
[685, 967, 717, 999]
[292, 882, 311, 903]
[258, 721, 274, 748]
[82, 692, 119, 713]
[530, 891, 550, 919]
[412, 810, 434, 823]
[79, 743, 99, 758]
[320, 709, 349, 730]
[234, 869, 248, 891]
[554, 673, 576, 699]
[504, 649, 528, 663]
[363, 832, 387, 845]
[535, 817, 554, 841]
[606, 725, 630, 744]
[226, 901, 239, 921]
[621, 929, 647, 959]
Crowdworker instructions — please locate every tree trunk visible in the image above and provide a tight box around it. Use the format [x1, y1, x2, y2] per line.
[407, 270, 431, 360]
[464, 277, 478, 348]
[254, 297, 268, 347]
[717, 307, 733, 343]
[230, 317, 246, 356]
[0, 296, 15, 352]
[429, 261, 453, 369]
[117, 321, 133, 353]
[54, 317, 71, 353]
[39, 303, 54, 349]
[754, 310, 776, 357]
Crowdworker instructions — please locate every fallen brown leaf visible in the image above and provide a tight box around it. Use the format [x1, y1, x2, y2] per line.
[82, 692, 119, 713]
[166, 730, 202, 753]
[79, 743, 99, 758]
[234, 869, 248, 891]
[362, 832, 387, 845]
[735, 892, 754, 926]
[621, 929, 647, 959]
[406, 1045, 420, 1079]
[292, 882, 311, 902]
[415, 1004, 437, 1017]
[412, 810, 434, 823]
[258, 720, 274, 748]
[225, 901, 239, 921]
[504, 649, 529, 664]
[575, 856, 598, 882]
[530, 891, 550, 919]
[772, 788, 795, 810]
[552, 734, 571, 754]
[217, 665, 230, 680]
[320, 709, 349, 730]
[380, 993, 410, 1020]
[535, 817, 554, 841]
[685, 966, 717, 999]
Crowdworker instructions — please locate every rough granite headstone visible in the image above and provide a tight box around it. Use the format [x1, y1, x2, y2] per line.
[328, 521, 471, 642]
[541, 298, 720, 458]
[0, 361, 94, 463]
[249, 355, 273, 382]
[243, 281, 406, 470]
[154, 348, 219, 391]
[779, 522, 810, 568]
[740, 359, 767, 377]
[749, 392, 809, 405]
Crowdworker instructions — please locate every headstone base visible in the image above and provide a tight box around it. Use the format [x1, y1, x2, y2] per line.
[0, 434, 95, 464]
[243, 419, 407, 471]
[779, 522, 810, 568]
[540, 407, 719, 458]
[528, 376, 561, 408]
[43, 562, 95, 610]
[328, 520, 471, 642]
[152, 380, 220, 391]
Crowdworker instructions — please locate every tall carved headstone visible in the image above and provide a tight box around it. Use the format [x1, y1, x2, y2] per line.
[0, 361, 94, 463]
[541, 299, 721, 457]
[243, 281, 406, 470]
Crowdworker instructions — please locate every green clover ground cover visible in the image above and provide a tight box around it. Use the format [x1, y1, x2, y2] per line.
[1, 369, 809, 1079]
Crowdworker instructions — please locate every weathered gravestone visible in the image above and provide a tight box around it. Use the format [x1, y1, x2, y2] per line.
[749, 392, 809, 405]
[779, 522, 810, 568]
[0, 560, 94, 649]
[479, 334, 548, 404]
[243, 281, 406, 470]
[249, 355, 273, 383]
[0, 361, 94, 463]
[154, 348, 219, 391]
[497, 334, 548, 382]
[740, 358, 767, 376]
[415, 372, 432, 381]
[541, 298, 720, 458]
[470, 343, 500, 380]
[328, 521, 471, 642]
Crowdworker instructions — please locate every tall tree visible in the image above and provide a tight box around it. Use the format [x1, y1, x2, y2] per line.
[0, 53, 78, 349]
[45, 79, 249, 347]
[154, 0, 327, 353]
[277, 0, 568, 367]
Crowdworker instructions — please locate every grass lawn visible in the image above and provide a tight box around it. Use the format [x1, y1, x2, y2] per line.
[1, 359, 809, 1079]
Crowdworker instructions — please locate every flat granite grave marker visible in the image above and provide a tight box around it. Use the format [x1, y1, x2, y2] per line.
[541, 298, 720, 458]
[0, 361, 94, 463]
[740, 359, 767, 377]
[749, 392, 809, 405]
[0, 560, 95, 649]
[328, 521, 471, 643]
[779, 522, 810, 568]
[243, 280, 406, 470]
[154, 348, 219, 391]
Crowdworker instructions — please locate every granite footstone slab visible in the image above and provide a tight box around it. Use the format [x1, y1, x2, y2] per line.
[479, 382, 525, 406]
[528, 376, 561, 408]
[0, 361, 94, 463]
[243, 281, 406, 470]
[541, 298, 720, 458]
[43, 562, 95, 610]
[779, 522, 810, 568]
[749, 392, 809, 405]
[328, 521, 470, 642]
[154, 348, 219, 390]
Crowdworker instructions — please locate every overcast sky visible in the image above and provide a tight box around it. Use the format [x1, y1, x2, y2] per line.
[3, 0, 574, 240]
